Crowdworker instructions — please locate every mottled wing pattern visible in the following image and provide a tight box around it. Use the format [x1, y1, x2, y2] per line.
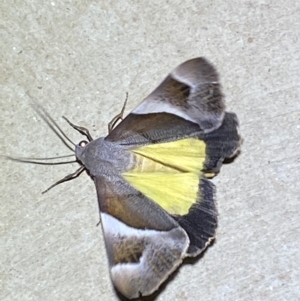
[132, 57, 226, 132]
[94, 175, 189, 299]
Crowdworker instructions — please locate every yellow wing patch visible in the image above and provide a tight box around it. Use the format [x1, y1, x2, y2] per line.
[131, 138, 206, 173]
[123, 138, 206, 215]
[122, 172, 199, 215]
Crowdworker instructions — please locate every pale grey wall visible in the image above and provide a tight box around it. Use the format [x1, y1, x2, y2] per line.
[1, 1, 299, 300]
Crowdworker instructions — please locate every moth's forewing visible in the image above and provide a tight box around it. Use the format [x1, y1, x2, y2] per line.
[133, 57, 226, 133]
[94, 175, 189, 299]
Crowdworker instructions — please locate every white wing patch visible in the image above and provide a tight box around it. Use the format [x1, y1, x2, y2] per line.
[100, 213, 189, 299]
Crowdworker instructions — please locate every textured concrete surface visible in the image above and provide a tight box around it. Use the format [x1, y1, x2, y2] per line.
[1, 1, 299, 300]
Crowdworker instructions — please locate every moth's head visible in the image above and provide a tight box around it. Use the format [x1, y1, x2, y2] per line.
[74, 138, 104, 175]
[75, 140, 88, 164]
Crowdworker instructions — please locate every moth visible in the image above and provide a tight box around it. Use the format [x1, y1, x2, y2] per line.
[8, 58, 241, 299]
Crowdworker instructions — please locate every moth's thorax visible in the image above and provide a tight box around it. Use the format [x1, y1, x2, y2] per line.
[75, 137, 134, 177]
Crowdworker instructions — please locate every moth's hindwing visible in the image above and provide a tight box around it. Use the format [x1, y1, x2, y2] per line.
[123, 136, 219, 256]
[124, 138, 206, 215]
[203, 112, 241, 174]
[95, 111, 240, 296]
[106, 111, 240, 257]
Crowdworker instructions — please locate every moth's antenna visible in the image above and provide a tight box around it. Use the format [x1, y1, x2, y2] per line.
[31, 102, 75, 152]
[7, 101, 91, 193]
[5, 154, 76, 166]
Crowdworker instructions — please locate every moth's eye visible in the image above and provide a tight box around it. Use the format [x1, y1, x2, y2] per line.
[79, 140, 88, 148]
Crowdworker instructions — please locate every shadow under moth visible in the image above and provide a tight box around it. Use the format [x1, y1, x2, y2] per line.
[8, 57, 242, 299]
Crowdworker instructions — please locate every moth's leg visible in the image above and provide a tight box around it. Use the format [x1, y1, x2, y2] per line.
[63, 116, 93, 141]
[108, 92, 128, 133]
[42, 166, 85, 193]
